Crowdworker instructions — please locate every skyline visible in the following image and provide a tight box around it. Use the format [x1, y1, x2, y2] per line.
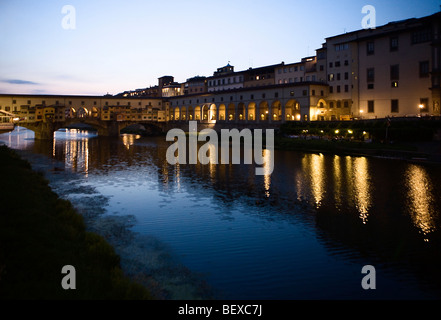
[0, 0, 440, 96]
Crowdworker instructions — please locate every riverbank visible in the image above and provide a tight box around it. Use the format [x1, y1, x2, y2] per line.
[0, 145, 152, 299]
[273, 135, 441, 164]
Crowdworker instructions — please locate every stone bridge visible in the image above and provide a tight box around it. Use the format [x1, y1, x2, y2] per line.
[18, 117, 166, 139]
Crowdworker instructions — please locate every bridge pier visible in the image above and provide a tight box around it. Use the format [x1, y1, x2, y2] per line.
[29, 121, 57, 140]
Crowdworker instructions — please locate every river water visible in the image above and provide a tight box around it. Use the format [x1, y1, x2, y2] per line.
[1, 127, 441, 300]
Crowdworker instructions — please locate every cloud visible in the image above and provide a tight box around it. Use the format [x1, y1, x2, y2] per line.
[2, 79, 40, 85]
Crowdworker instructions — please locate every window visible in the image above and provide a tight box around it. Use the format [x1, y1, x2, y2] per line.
[12, 100, 16, 104]
[420, 98, 429, 112]
[391, 99, 399, 113]
[344, 85, 348, 92]
[368, 100, 374, 113]
[27, 100, 31, 105]
[344, 101, 349, 108]
[311, 90, 315, 96]
[337, 101, 341, 108]
[390, 36, 398, 51]
[391, 81, 399, 88]
[419, 61, 429, 78]
[337, 85, 341, 93]
[302, 90, 307, 96]
[367, 68, 375, 82]
[329, 102, 334, 108]
[344, 60, 349, 66]
[329, 62, 333, 68]
[275, 92, 279, 98]
[337, 73, 341, 81]
[290, 91, 294, 96]
[368, 83, 374, 90]
[329, 86, 333, 93]
[262, 93, 266, 98]
[412, 27, 431, 44]
[328, 74, 334, 81]
[390, 65, 399, 80]
[367, 41, 375, 55]
[335, 43, 349, 51]
[320, 65, 324, 71]
[335, 61, 341, 67]
[344, 72, 349, 80]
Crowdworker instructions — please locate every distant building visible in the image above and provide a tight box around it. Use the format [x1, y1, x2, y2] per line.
[320, 11, 441, 120]
[184, 76, 207, 95]
[207, 64, 245, 92]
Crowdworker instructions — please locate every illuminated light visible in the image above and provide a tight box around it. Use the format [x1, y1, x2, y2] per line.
[363, 131, 367, 135]
[406, 164, 436, 240]
[335, 129, 339, 134]
[419, 104, 424, 109]
[320, 130, 324, 133]
[296, 114, 301, 120]
[348, 129, 353, 134]
[360, 110, 364, 113]
[353, 157, 371, 223]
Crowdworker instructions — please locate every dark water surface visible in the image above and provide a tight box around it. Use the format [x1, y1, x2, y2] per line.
[1, 127, 441, 300]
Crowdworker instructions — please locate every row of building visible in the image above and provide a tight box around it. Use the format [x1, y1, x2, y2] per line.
[1, 11, 440, 124]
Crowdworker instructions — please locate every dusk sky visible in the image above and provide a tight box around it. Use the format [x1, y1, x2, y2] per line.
[0, 0, 440, 96]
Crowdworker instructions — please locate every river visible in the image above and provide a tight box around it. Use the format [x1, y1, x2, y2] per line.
[1, 126, 441, 300]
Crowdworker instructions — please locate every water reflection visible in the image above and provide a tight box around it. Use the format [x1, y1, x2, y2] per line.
[405, 164, 436, 240]
[302, 153, 325, 208]
[122, 134, 141, 149]
[352, 157, 371, 224]
[333, 155, 343, 210]
[1, 128, 441, 299]
[262, 149, 273, 198]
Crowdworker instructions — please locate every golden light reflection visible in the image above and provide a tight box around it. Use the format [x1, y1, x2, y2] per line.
[352, 157, 371, 224]
[333, 155, 342, 210]
[303, 153, 325, 208]
[61, 129, 90, 175]
[174, 162, 181, 191]
[406, 164, 436, 240]
[208, 142, 217, 180]
[262, 149, 273, 198]
[122, 134, 141, 150]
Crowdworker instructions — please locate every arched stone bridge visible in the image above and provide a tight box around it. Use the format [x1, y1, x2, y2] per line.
[18, 117, 166, 139]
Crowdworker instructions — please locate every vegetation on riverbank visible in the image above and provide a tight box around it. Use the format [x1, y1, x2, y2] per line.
[0, 145, 152, 299]
[275, 118, 441, 161]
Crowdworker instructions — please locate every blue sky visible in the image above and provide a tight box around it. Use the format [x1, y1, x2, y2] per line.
[0, 0, 439, 95]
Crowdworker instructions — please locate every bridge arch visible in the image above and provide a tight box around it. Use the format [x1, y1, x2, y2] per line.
[258, 101, 269, 122]
[238, 103, 246, 121]
[247, 102, 256, 121]
[194, 106, 201, 121]
[285, 99, 301, 121]
[227, 103, 235, 121]
[218, 104, 226, 120]
[173, 107, 180, 121]
[271, 100, 282, 121]
[181, 106, 187, 121]
[188, 106, 194, 120]
[209, 103, 217, 122]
